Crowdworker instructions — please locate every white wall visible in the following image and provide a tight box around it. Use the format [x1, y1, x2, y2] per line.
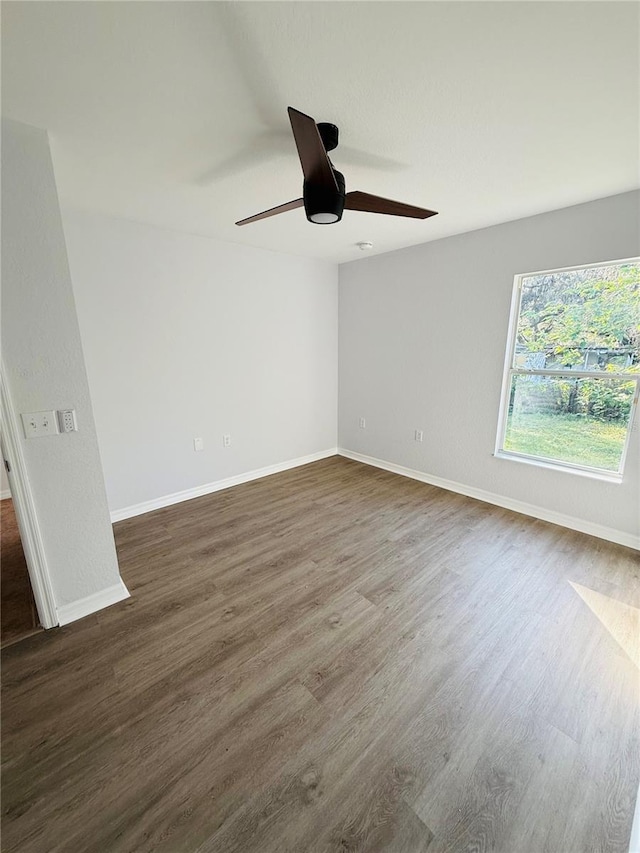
[339, 191, 640, 545]
[1, 119, 124, 609]
[62, 210, 338, 514]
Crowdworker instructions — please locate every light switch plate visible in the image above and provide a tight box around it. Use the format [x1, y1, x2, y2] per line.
[193, 437, 204, 452]
[21, 411, 58, 438]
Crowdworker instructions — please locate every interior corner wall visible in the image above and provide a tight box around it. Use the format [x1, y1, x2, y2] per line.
[61, 210, 338, 515]
[338, 191, 640, 545]
[1, 118, 124, 609]
[1, 462, 10, 497]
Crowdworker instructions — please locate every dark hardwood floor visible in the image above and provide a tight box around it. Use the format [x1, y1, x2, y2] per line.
[1, 457, 638, 852]
[1, 497, 40, 647]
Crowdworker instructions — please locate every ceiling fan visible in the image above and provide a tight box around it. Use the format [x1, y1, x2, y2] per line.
[236, 107, 438, 226]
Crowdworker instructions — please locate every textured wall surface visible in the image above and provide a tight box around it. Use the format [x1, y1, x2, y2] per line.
[339, 191, 640, 540]
[1, 119, 122, 606]
[63, 210, 338, 513]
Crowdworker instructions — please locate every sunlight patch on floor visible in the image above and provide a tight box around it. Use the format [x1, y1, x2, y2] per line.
[570, 581, 640, 669]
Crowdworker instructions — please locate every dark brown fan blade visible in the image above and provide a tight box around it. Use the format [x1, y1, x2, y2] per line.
[236, 198, 304, 226]
[288, 107, 338, 191]
[345, 191, 438, 219]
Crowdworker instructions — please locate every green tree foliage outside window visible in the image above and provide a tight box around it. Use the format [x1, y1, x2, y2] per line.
[501, 260, 640, 473]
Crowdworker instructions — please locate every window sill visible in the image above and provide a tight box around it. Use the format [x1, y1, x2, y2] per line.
[493, 450, 623, 483]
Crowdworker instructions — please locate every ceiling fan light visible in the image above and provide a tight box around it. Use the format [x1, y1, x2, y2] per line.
[309, 212, 340, 224]
[304, 169, 346, 225]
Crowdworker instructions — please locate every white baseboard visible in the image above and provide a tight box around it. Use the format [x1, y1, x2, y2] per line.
[630, 783, 640, 853]
[110, 448, 339, 523]
[0, 489, 11, 500]
[339, 449, 639, 551]
[57, 578, 130, 626]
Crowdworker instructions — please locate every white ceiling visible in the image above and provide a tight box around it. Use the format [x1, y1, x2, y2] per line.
[2, 1, 638, 263]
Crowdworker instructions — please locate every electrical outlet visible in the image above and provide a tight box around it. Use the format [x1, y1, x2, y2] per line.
[193, 437, 204, 452]
[223, 434, 232, 448]
[57, 409, 78, 434]
[359, 417, 366, 429]
[21, 411, 58, 439]
[414, 429, 424, 442]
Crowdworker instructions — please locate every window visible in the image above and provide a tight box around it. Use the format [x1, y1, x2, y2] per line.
[496, 259, 640, 479]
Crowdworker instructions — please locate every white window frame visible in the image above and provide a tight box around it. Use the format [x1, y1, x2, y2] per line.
[495, 257, 640, 482]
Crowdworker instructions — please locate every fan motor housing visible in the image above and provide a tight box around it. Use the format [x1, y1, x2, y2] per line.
[317, 122, 339, 152]
[304, 169, 346, 224]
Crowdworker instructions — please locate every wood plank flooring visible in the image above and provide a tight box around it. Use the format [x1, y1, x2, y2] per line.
[1, 456, 639, 852]
[1, 497, 41, 647]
